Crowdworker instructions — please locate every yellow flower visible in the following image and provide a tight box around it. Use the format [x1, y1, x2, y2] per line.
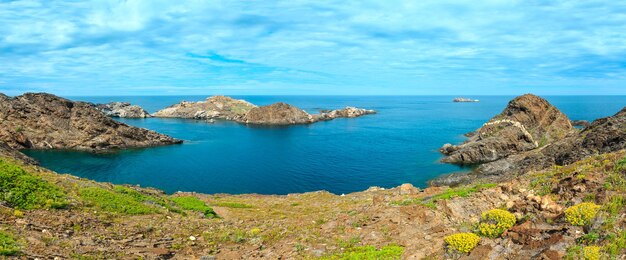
[478, 209, 516, 238]
[444, 233, 480, 254]
[565, 203, 600, 226]
[582, 246, 601, 260]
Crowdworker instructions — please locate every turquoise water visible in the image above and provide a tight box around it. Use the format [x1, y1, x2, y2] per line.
[23, 96, 625, 195]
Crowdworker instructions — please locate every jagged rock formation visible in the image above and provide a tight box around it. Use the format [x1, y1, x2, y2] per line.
[153, 96, 256, 121]
[440, 94, 573, 164]
[95, 102, 151, 118]
[0, 93, 182, 151]
[435, 95, 625, 186]
[238, 103, 377, 125]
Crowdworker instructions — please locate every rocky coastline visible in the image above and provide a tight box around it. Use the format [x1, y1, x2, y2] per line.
[0, 92, 623, 259]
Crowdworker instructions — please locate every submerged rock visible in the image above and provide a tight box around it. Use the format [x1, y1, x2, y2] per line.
[96, 102, 151, 118]
[153, 96, 256, 121]
[440, 94, 573, 164]
[0, 93, 182, 151]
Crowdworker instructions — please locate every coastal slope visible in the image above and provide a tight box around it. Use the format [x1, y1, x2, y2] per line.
[0, 93, 181, 151]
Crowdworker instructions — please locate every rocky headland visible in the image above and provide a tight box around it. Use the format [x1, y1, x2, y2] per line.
[151, 95, 376, 125]
[0, 93, 181, 151]
[95, 102, 152, 118]
[435, 94, 625, 186]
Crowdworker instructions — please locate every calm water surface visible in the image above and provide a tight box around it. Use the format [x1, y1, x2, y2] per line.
[23, 96, 625, 195]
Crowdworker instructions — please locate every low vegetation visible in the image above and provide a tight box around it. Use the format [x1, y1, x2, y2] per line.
[443, 233, 480, 254]
[79, 187, 158, 215]
[565, 203, 600, 226]
[320, 245, 404, 260]
[0, 159, 67, 210]
[0, 231, 20, 256]
[478, 209, 516, 238]
[391, 183, 496, 208]
[171, 196, 217, 218]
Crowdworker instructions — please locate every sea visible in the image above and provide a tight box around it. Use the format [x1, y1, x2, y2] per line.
[22, 96, 625, 195]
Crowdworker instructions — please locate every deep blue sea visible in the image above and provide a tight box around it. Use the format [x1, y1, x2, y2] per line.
[22, 96, 625, 195]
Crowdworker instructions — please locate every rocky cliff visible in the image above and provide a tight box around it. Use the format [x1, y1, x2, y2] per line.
[95, 102, 151, 118]
[152, 96, 256, 121]
[0, 93, 182, 151]
[440, 94, 573, 164]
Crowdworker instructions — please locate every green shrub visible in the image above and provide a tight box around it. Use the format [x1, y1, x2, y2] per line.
[444, 233, 480, 254]
[478, 209, 516, 238]
[320, 245, 404, 260]
[0, 231, 19, 256]
[79, 187, 156, 215]
[604, 230, 626, 258]
[213, 201, 253, 208]
[0, 159, 67, 209]
[171, 196, 217, 218]
[565, 203, 600, 226]
[582, 246, 601, 260]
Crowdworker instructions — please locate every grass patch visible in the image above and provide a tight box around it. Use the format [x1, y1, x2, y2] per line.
[171, 196, 217, 218]
[390, 183, 496, 208]
[320, 245, 404, 260]
[0, 231, 20, 256]
[79, 187, 157, 215]
[0, 159, 67, 209]
[213, 201, 253, 208]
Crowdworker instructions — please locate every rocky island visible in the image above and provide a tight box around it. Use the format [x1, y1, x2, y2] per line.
[0, 93, 181, 151]
[152, 95, 376, 125]
[0, 93, 623, 259]
[95, 102, 152, 118]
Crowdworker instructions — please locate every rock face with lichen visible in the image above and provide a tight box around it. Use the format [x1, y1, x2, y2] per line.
[440, 94, 573, 164]
[0, 93, 182, 151]
[95, 102, 151, 118]
[152, 96, 257, 121]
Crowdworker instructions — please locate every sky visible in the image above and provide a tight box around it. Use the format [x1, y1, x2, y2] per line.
[1, 0, 626, 96]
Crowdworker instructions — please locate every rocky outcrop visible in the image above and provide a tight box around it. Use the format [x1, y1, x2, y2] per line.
[239, 102, 314, 125]
[0, 141, 37, 164]
[238, 103, 377, 125]
[153, 96, 256, 121]
[435, 103, 626, 186]
[0, 93, 182, 151]
[313, 107, 376, 122]
[440, 94, 573, 164]
[95, 102, 151, 118]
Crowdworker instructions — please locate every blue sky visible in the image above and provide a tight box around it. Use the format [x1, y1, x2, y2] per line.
[1, 0, 625, 96]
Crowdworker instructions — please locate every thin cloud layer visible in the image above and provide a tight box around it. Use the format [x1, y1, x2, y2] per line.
[1, 0, 625, 95]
